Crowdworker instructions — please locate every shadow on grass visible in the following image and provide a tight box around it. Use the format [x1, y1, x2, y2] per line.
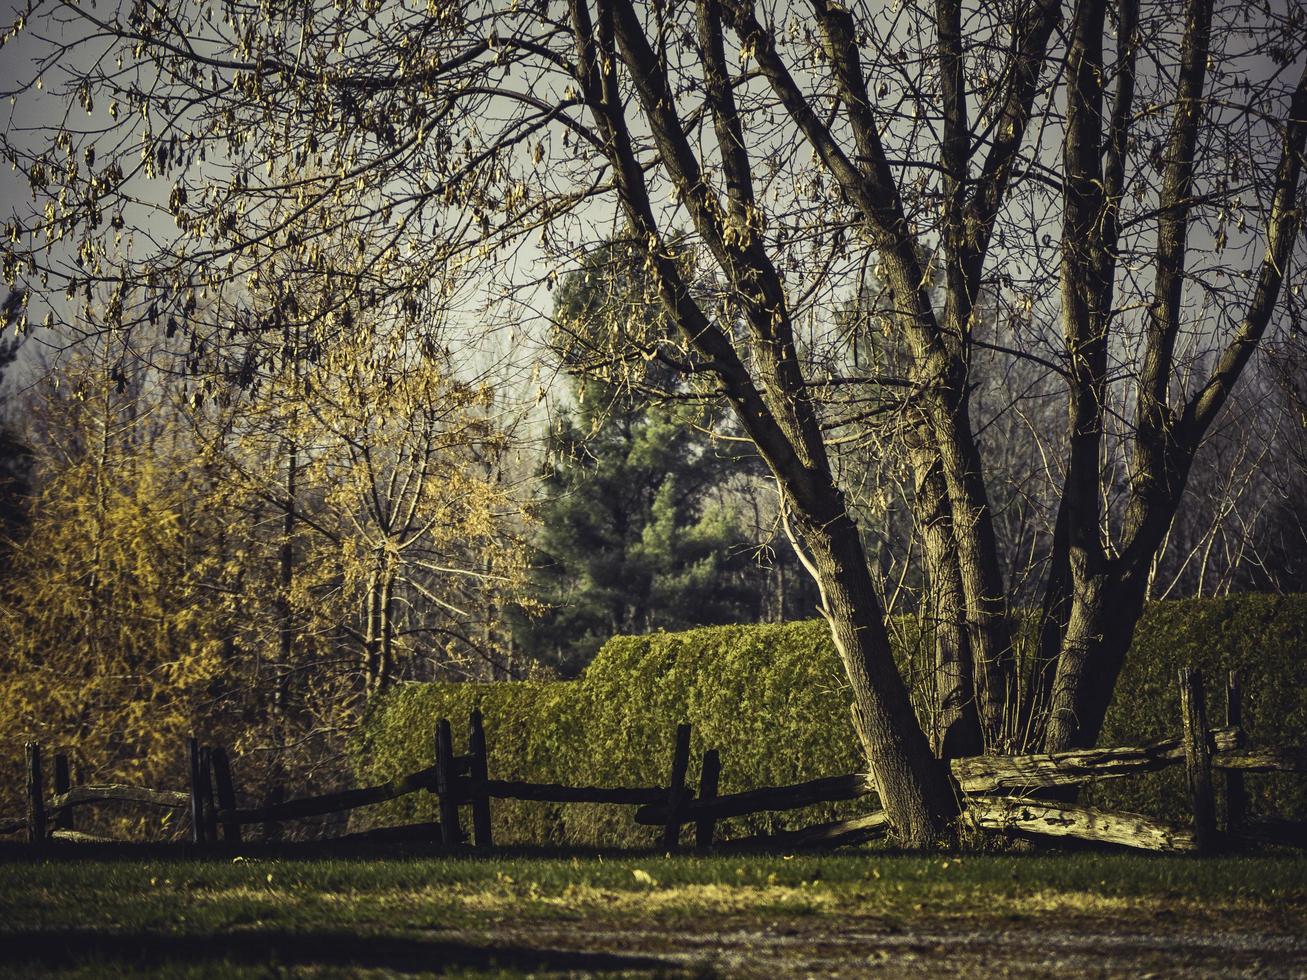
[0, 928, 684, 975]
[0, 840, 690, 863]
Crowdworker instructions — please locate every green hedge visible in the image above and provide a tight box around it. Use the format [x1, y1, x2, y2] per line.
[354, 594, 1307, 845]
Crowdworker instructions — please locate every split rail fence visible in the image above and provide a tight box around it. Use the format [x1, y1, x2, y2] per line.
[4, 668, 1306, 854]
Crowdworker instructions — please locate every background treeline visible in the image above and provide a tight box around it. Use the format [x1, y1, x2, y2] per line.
[0, 298, 535, 833]
[357, 593, 1307, 847]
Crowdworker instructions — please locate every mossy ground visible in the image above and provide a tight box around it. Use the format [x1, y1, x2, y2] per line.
[2, 844, 1304, 976]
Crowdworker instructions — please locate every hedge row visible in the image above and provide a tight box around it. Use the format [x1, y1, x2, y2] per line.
[353, 594, 1307, 845]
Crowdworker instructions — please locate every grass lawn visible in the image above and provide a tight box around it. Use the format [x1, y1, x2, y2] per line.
[1, 843, 1304, 977]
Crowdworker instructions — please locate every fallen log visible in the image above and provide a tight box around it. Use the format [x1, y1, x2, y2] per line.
[965, 796, 1197, 852]
[953, 727, 1241, 794]
[720, 811, 891, 851]
[0, 816, 24, 835]
[219, 765, 438, 825]
[48, 785, 190, 812]
[484, 780, 665, 806]
[635, 773, 875, 826]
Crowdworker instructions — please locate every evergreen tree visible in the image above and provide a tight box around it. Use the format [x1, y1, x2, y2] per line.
[515, 243, 815, 673]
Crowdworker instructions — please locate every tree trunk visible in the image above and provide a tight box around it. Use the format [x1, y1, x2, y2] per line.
[1044, 569, 1149, 752]
[792, 497, 960, 845]
[912, 447, 982, 759]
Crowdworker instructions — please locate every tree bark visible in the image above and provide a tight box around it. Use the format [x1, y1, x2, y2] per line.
[912, 446, 982, 759]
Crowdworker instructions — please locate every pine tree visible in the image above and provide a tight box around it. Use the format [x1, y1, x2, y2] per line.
[514, 243, 814, 672]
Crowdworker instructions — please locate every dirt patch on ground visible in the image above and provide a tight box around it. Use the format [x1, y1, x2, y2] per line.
[457, 911, 1307, 977]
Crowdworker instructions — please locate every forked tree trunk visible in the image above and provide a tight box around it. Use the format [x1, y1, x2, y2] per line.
[578, 0, 962, 846]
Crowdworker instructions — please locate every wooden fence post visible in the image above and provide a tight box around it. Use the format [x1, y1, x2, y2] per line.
[199, 746, 219, 842]
[468, 709, 493, 849]
[53, 752, 72, 833]
[695, 748, 721, 851]
[210, 747, 242, 844]
[1179, 667, 1217, 853]
[25, 741, 46, 846]
[661, 723, 692, 851]
[261, 784, 285, 843]
[188, 737, 204, 844]
[1225, 669, 1248, 837]
[435, 718, 463, 847]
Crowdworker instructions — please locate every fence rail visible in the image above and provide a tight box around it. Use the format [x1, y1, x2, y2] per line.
[4, 668, 1305, 854]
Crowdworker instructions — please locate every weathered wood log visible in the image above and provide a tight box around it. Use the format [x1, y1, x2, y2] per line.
[217, 766, 438, 826]
[639, 725, 1247, 825]
[721, 811, 891, 851]
[435, 719, 463, 846]
[467, 709, 493, 849]
[695, 749, 720, 850]
[636, 772, 874, 826]
[1212, 746, 1307, 772]
[52, 753, 72, 832]
[188, 737, 204, 844]
[26, 741, 46, 845]
[483, 780, 665, 805]
[48, 785, 190, 811]
[952, 727, 1242, 793]
[210, 747, 241, 843]
[1180, 668, 1217, 852]
[1225, 670, 1247, 835]
[49, 829, 115, 843]
[965, 796, 1198, 852]
[662, 723, 692, 850]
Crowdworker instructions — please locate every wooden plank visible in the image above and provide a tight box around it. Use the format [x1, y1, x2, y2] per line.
[25, 741, 46, 846]
[49, 829, 115, 843]
[1212, 746, 1307, 772]
[435, 718, 463, 847]
[52, 754, 72, 832]
[636, 772, 874, 826]
[1225, 670, 1247, 835]
[695, 749, 721, 850]
[965, 796, 1198, 852]
[1180, 667, 1217, 853]
[467, 709, 493, 849]
[483, 780, 665, 805]
[49, 785, 190, 811]
[722, 811, 891, 851]
[219, 766, 438, 825]
[210, 747, 242, 843]
[661, 722, 692, 850]
[188, 737, 203, 844]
